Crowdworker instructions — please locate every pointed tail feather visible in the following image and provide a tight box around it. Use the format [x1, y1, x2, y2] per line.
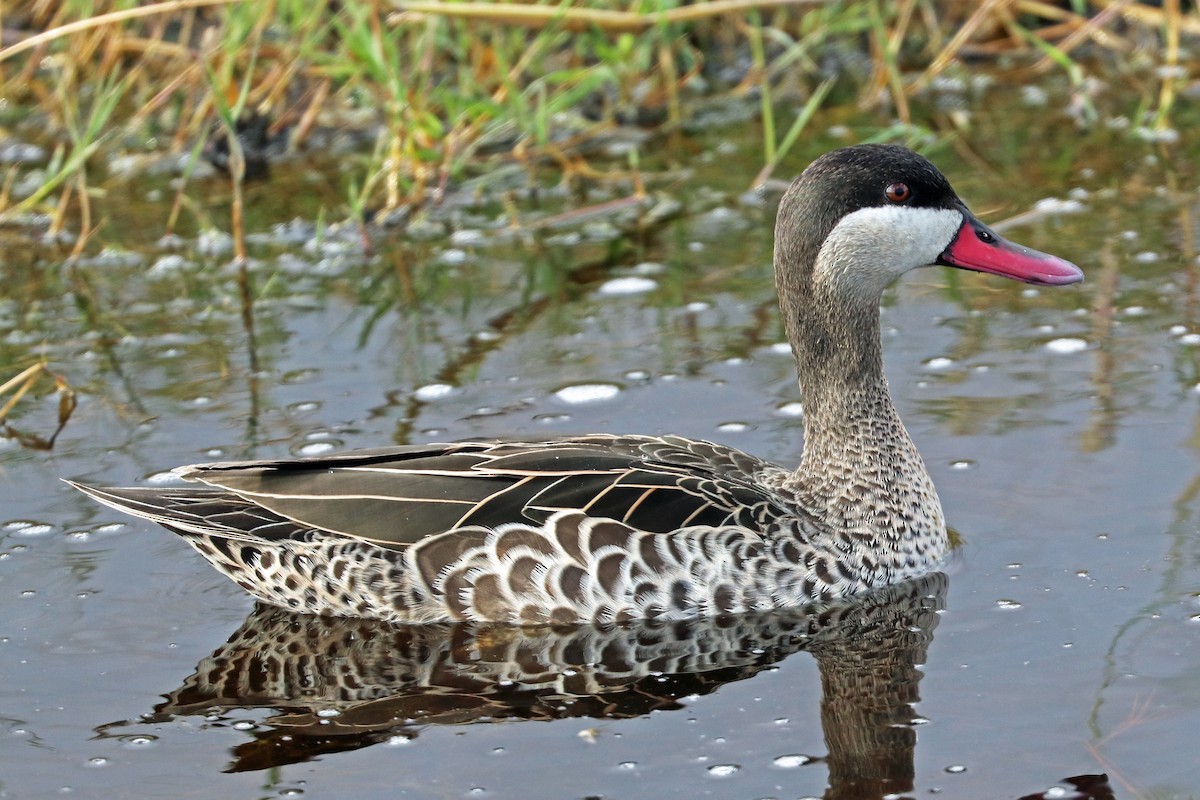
[66, 481, 290, 545]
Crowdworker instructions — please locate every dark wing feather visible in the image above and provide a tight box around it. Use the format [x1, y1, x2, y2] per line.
[68, 483, 317, 544]
[173, 435, 791, 547]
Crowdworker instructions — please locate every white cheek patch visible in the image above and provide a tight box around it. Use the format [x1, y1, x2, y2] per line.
[814, 206, 964, 297]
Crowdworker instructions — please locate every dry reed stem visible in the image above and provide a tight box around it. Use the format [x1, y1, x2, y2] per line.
[1029, 8, 1132, 72]
[0, 362, 77, 449]
[1092, 0, 1200, 35]
[0, 364, 46, 419]
[910, 0, 1011, 94]
[1156, 0, 1181, 128]
[389, 0, 820, 33]
[0, 0, 245, 63]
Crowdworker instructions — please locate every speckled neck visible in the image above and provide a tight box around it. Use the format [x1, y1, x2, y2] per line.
[774, 190, 947, 558]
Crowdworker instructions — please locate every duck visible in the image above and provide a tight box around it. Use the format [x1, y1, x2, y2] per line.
[72, 144, 1083, 625]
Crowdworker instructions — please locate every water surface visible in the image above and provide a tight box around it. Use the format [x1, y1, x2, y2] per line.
[2, 87, 1199, 798]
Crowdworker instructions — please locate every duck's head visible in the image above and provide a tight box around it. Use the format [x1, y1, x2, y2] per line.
[775, 144, 1083, 301]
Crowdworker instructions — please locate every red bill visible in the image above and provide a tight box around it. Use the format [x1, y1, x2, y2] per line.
[938, 212, 1083, 286]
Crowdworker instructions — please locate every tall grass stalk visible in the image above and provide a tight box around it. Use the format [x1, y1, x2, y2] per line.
[753, 77, 833, 188]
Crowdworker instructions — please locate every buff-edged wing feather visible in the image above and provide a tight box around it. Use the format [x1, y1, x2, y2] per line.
[174, 435, 795, 546]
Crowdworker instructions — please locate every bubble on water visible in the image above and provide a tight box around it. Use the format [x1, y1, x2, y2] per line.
[598, 276, 657, 296]
[1045, 338, 1088, 354]
[232, 720, 257, 731]
[685, 301, 710, 312]
[707, 764, 740, 778]
[414, 383, 455, 401]
[84, 756, 111, 768]
[385, 734, 413, 746]
[1133, 126, 1179, 144]
[633, 261, 666, 275]
[316, 708, 341, 718]
[716, 422, 749, 433]
[623, 369, 651, 381]
[1180, 334, 1200, 346]
[120, 735, 157, 748]
[772, 754, 814, 768]
[295, 441, 336, 457]
[768, 342, 792, 355]
[1133, 250, 1161, 263]
[450, 229, 486, 247]
[146, 471, 180, 485]
[996, 599, 1022, 610]
[437, 248, 469, 265]
[554, 384, 621, 405]
[1032, 197, 1084, 215]
[1021, 86, 1048, 106]
[775, 402, 804, 418]
[925, 357, 955, 370]
[949, 460, 974, 470]
[618, 761, 638, 770]
[5, 521, 53, 537]
[944, 764, 967, 774]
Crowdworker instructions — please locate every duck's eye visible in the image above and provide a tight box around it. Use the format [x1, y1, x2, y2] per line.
[885, 182, 911, 203]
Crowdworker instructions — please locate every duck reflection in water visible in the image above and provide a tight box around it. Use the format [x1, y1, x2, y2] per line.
[96, 573, 1109, 799]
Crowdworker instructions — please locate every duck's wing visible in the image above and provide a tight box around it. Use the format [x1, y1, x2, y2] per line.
[152, 435, 793, 547]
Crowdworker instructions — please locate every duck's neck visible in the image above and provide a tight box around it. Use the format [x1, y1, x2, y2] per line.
[782, 279, 946, 554]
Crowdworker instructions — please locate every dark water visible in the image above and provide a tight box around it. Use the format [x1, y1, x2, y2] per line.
[3, 88, 1200, 798]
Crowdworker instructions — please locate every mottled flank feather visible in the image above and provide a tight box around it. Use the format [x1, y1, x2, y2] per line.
[72, 434, 942, 624]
